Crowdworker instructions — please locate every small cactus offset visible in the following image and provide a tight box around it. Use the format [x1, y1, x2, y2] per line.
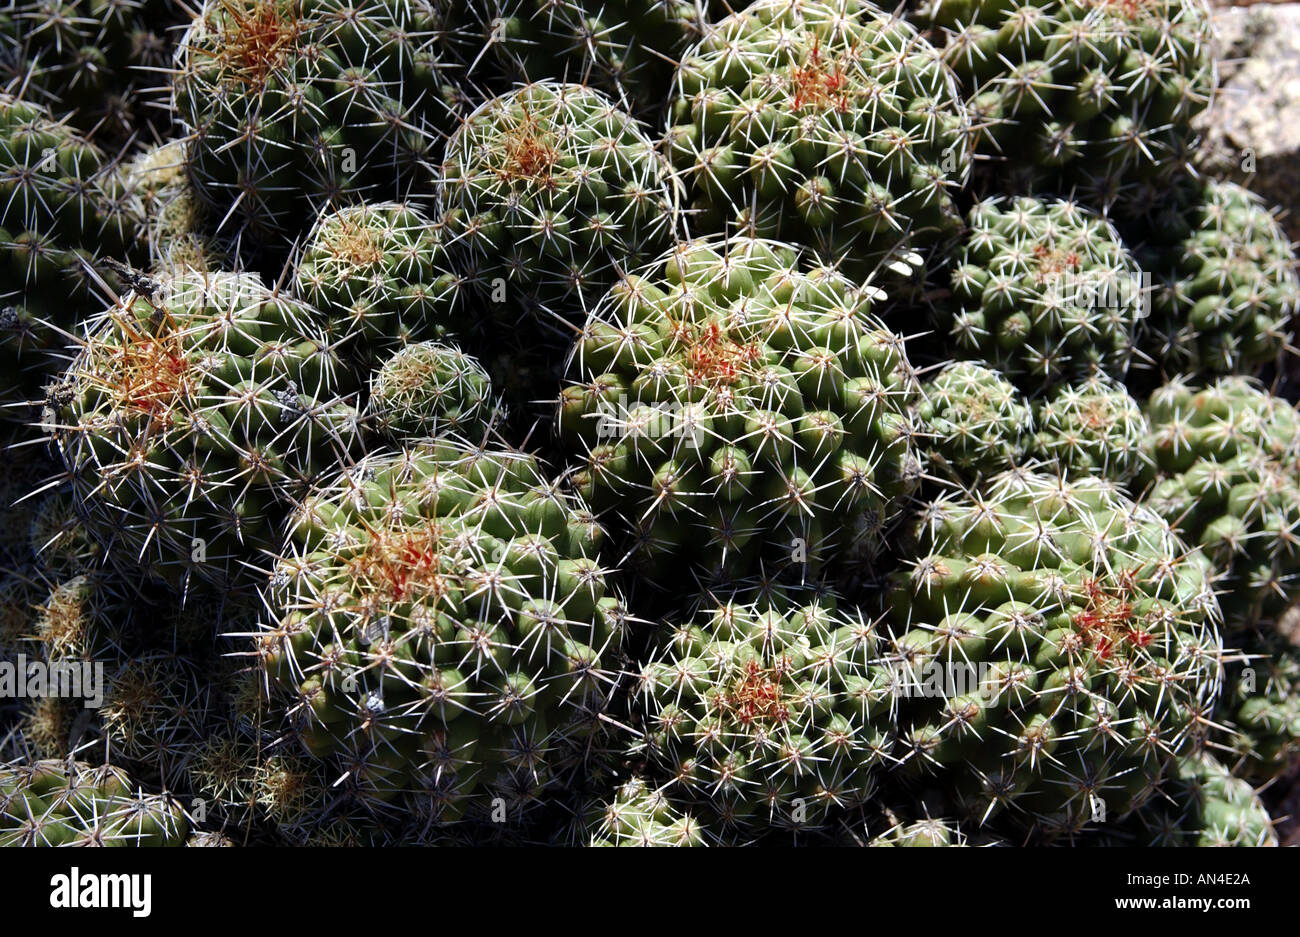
[586, 776, 707, 846]
[666, 0, 971, 280]
[1029, 375, 1149, 485]
[916, 360, 1032, 483]
[294, 201, 466, 362]
[367, 342, 496, 442]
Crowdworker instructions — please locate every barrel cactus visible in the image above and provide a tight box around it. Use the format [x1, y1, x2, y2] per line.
[943, 196, 1145, 392]
[1139, 376, 1300, 630]
[256, 440, 629, 825]
[1139, 180, 1299, 379]
[666, 0, 971, 279]
[46, 269, 362, 591]
[634, 586, 893, 836]
[558, 236, 920, 584]
[885, 470, 1223, 839]
[441, 81, 678, 325]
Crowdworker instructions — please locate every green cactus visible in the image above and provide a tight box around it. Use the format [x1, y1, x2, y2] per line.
[634, 586, 892, 835]
[1133, 751, 1277, 847]
[0, 94, 144, 403]
[46, 269, 362, 592]
[558, 236, 920, 584]
[1, 758, 188, 846]
[368, 342, 496, 442]
[256, 440, 629, 825]
[1029, 375, 1149, 485]
[0, 0, 182, 142]
[943, 196, 1145, 392]
[867, 815, 966, 846]
[914, 0, 1215, 223]
[1139, 180, 1299, 379]
[885, 470, 1223, 839]
[123, 140, 231, 275]
[1221, 627, 1300, 783]
[665, 0, 971, 280]
[587, 776, 707, 846]
[916, 361, 1031, 482]
[173, 0, 469, 257]
[294, 201, 466, 362]
[441, 81, 678, 325]
[462, 0, 718, 116]
[1139, 376, 1300, 630]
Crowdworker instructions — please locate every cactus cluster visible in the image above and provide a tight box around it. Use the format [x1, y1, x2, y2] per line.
[2, 0, 1298, 851]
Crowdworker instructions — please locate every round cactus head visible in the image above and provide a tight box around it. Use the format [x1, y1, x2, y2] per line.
[367, 342, 496, 441]
[1141, 180, 1299, 378]
[558, 236, 920, 585]
[1030, 375, 1150, 485]
[294, 201, 465, 361]
[47, 269, 361, 591]
[636, 585, 892, 835]
[917, 0, 1215, 222]
[1140, 376, 1300, 629]
[946, 196, 1145, 391]
[442, 81, 679, 325]
[916, 361, 1031, 482]
[173, 0, 467, 257]
[257, 440, 628, 824]
[666, 0, 971, 280]
[886, 470, 1223, 838]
